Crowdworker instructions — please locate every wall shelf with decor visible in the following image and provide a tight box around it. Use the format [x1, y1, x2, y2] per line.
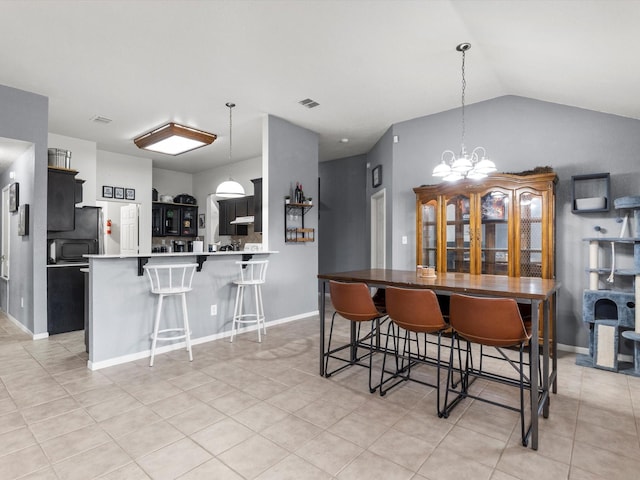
[284, 202, 314, 242]
[572, 173, 610, 213]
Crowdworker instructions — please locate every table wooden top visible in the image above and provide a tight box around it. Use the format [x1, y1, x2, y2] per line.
[318, 269, 560, 301]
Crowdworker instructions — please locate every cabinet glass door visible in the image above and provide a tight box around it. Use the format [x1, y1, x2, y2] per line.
[445, 195, 471, 273]
[164, 205, 181, 236]
[519, 192, 543, 277]
[420, 200, 437, 267]
[480, 191, 510, 275]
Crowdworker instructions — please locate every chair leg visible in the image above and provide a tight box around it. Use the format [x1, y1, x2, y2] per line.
[258, 284, 266, 335]
[324, 312, 337, 377]
[149, 295, 164, 367]
[231, 284, 242, 342]
[181, 292, 193, 362]
[368, 320, 376, 393]
[254, 284, 262, 343]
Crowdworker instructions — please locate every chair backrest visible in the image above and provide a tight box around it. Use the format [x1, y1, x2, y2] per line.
[236, 260, 268, 283]
[329, 281, 382, 322]
[143, 263, 197, 295]
[386, 287, 446, 333]
[449, 294, 530, 347]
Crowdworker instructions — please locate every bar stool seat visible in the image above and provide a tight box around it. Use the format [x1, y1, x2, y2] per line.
[143, 263, 197, 367]
[231, 260, 268, 342]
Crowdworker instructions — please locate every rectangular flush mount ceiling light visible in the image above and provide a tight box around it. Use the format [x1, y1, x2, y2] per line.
[134, 122, 217, 155]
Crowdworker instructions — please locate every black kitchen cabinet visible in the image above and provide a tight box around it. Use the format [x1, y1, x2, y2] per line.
[47, 168, 78, 231]
[218, 196, 254, 236]
[47, 265, 85, 334]
[152, 202, 198, 237]
[251, 178, 262, 233]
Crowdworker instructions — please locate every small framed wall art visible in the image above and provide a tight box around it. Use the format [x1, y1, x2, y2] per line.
[18, 204, 29, 236]
[102, 185, 113, 198]
[125, 188, 135, 201]
[199, 213, 206, 228]
[9, 182, 19, 212]
[372, 165, 382, 188]
[114, 187, 125, 200]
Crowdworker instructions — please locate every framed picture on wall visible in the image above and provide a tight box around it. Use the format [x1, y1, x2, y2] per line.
[9, 182, 19, 212]
[199, 214, 205, 228]
[102, 185, 113, 198]
[372, 165, 382, 188]
[114, 187, 125, 199]
[125, 188, 135, 201]
[18, 204, 29, 236]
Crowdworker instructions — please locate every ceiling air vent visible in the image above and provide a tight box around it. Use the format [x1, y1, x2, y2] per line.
[91, 115, 112, 124]
[298, 98, 320, 109]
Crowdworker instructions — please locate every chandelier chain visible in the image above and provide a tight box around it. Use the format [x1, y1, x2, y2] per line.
[460, 48, 466, 149]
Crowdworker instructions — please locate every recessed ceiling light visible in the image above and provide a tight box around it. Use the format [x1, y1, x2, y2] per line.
[340, 138, 349, 143]
[133, 122, 217, 155]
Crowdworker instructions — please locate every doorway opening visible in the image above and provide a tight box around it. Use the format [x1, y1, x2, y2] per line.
[1, 184, 10, 279]
[371, 188, 386, 269]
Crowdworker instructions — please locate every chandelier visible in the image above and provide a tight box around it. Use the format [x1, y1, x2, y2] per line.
[432, 43, 496, 181]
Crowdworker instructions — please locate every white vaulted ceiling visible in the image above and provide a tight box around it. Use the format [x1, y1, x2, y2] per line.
[0, 0, 638, 173]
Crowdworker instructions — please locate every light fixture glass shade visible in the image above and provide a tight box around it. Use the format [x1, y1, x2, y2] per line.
[473, 157, 497, 174]
[216, 179, 245, 198]
[451, 154, 473, 174]
[134, 123, 216, 155]
[432, 160, 452, 177]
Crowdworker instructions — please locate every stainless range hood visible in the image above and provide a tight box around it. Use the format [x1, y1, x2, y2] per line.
[230, 215, 254, 225]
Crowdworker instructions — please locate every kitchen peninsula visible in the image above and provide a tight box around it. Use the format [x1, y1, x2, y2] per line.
[85, 249, 276, 370]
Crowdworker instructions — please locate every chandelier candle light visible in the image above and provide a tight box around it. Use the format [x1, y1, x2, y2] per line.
[216, 102, 245, 198]
[432, 43, 496, 181]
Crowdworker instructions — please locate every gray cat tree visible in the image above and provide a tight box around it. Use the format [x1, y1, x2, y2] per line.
[578, 196, 640, 375]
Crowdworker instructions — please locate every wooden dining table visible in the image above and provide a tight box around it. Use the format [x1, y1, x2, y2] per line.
[317, 269, 560, 450]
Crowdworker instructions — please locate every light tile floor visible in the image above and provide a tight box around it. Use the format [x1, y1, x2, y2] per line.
[1, 310, 640, 479]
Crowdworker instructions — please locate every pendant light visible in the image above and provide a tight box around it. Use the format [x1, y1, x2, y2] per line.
[216, 102, 245, 198]
[432, 43, 496, 181]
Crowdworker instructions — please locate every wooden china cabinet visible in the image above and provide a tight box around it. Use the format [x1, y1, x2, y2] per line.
[414, 171, 558, 341]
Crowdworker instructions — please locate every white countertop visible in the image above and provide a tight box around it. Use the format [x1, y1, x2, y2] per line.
[85, 250, 277, 259]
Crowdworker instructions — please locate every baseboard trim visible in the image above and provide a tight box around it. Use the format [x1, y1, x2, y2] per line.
[87, 310, 319, 371]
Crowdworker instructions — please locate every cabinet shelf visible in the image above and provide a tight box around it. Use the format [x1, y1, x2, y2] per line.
[572, 173, 610, 213]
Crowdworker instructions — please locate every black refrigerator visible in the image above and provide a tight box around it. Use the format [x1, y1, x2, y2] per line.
[47, 206, 102, 335]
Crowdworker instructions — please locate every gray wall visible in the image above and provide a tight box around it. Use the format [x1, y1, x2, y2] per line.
[321, 95, 640, 349]
[365, 128, 395, 268]
[265, 115, 319, 318]
[0, 84, 48, 335]
[318, 155, 369, 274]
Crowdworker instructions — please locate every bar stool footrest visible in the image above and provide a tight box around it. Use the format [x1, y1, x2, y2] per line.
[151, 328, 190, 342]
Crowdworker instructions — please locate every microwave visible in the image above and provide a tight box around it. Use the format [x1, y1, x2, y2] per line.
[48, 239, 98, 264]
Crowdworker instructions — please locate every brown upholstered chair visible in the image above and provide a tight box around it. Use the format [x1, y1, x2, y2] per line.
[379, 287, 449, 415]
[442, 294, 533, 446]
[325, 281, 387, 393]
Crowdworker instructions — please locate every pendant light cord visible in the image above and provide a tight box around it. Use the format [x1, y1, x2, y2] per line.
[226, 102, 235, 163]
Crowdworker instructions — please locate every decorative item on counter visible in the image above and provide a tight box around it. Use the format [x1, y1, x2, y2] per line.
[417, 266, 436, 278]
[284, 195, 291, 204]
[193, 238, 203, 253]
